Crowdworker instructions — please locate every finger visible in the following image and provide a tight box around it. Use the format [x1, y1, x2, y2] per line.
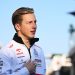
[26, 60, 31, 64]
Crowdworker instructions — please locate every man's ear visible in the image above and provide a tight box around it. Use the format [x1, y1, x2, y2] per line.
[15, 24, 20, 31]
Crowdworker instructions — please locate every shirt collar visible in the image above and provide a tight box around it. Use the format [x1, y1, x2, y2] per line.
[13, 33, 39, 46]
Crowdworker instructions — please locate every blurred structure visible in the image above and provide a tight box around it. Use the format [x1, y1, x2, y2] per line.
[68, 25, 75, 75]
[46, 11, 75, 75]
[69, 24, 75, 49]
[69, 24, 75, 55]
[46, 25, 75, 75]
[68, 11, 75, 49]
[69, 11, 75, 16]
[46, 54, 72, 75]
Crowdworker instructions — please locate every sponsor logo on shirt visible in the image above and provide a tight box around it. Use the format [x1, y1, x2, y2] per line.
[35, 59, 42, 67]
[0, 58, 3, 73]
[16, 49, 25, 59]
[9, 44, 13, 48]
[0, 60, 3, 66]
[34, 49, 38, 57]
[16, 49, 23, 55]
[0, 67, 2, 73]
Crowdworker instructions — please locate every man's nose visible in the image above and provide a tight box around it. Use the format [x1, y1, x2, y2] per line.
[32, 22, 37, 28]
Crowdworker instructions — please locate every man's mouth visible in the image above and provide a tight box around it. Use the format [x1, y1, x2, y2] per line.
[30, 30, 36, 34]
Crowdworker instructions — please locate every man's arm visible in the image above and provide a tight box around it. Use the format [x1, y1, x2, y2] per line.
[0, 52, 36, 75]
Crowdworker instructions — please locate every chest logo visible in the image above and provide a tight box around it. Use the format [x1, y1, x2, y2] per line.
[16, 49, 23, 55]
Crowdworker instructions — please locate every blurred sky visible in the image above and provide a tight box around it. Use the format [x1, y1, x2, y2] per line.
[0, 0, 75, 66]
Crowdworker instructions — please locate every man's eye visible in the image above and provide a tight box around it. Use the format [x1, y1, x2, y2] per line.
[29, 21, 32, 24]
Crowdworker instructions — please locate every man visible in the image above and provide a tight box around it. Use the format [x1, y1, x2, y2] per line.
[0, 7, 46, 75]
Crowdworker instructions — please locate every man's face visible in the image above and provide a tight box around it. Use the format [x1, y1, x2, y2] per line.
[16, 13, 37, 39]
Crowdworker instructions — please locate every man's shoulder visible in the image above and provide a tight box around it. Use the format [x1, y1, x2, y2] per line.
[0, 40, 18, 56]
[0, 40, 16, 52]
[3, 40, 14, 48]
[34, 44, 42, 49]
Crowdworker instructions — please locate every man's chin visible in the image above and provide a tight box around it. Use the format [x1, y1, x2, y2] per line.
[29, 36, 35, 39]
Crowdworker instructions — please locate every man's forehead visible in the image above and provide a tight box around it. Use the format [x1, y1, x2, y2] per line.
[22, 14, 36, 21]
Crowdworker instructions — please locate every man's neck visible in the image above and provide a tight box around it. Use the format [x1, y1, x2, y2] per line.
[23, 39, 31, 49]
